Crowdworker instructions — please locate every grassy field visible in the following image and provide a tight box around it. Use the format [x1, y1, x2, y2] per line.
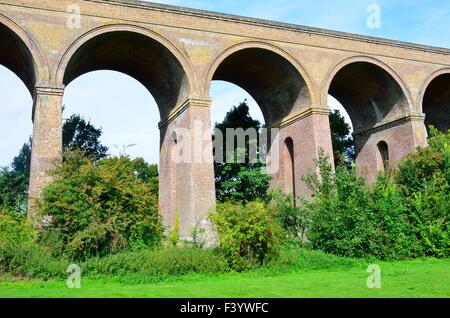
[0, 257, 449, 298]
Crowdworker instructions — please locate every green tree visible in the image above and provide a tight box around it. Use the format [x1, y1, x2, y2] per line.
[11, 137, 32, 181]
[329, 109, 355, 167]
[62, 114, 108, 160]
[38, 151, 163, 260]
[0, 114, 109, 213]
[213, 100, 271, 203]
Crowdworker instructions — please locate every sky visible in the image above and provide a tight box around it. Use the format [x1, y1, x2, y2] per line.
[0, 0, 449, 166]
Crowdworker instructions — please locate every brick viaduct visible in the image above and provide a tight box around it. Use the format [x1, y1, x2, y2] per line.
[0, 0, 449, 240]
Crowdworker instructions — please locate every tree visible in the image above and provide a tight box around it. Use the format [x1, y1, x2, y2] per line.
[38, 151, 163, 259]
[214, 100, 271, 203]
[11, 137, 32, 181]
[62, 114, 108, 160]
[0, 114, 109, 213]
[329, 109, 355, 167]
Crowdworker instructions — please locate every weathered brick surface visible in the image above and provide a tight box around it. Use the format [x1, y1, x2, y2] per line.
[0, 0, 448, 234]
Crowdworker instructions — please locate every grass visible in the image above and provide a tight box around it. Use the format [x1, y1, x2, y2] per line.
[1, 255, 449, 298]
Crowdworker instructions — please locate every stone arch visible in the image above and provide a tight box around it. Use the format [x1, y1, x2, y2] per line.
[322, 56, 414, 133]
[205, 41, 315, 126]
[0, 14, 49, 95]
[56, 24, 197, 119]
[419, 68, 450, 132]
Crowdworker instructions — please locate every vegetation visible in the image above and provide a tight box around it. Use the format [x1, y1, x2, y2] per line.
[329, 109, 355, 167]
[213, 101, 271, 203]
[270, 127, 449, 260]
[37, 151, 163, 260]
[1, 253, 448, 298]
[0, 114, 110, 214]
[0, 99, 448, 298]
[211, 201, 281, 270]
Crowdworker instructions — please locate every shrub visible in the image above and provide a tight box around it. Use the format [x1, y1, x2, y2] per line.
[303, 155, 379, 258]
[0, 209, 35, 249]
[395, 127, 450, 257]
[38, 151, 163, 260]
[210, 201, 281, 271]
[83, 248, 226, 283]
[0, 244, 68, 280]
[268, 190, 310, 243]
[295, 130, 450, 260]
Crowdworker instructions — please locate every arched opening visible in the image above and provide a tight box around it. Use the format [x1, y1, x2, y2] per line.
[377, 141, 389, 172]
[61, 29, 192, 223]
[0, 21, 36, 212]
[328, 95, 354, 167]
[209, 46, 311, 199]
[62, 70, 159, 164]
[210, 47, 311, 127]
[0, 65, 33, 167]
[327, 60, 410, 178]
[283, 137, 295, 197]
[0, 22, 36, 94]
[423, 73, 450, 133]
[328, 61, 409, 133]
[62, 30, 191, 119]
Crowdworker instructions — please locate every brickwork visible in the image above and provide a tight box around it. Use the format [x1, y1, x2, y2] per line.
[0, 0, 448, 236]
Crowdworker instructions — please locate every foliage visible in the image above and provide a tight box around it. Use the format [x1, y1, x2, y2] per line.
[0, 167, 28, 214]
[210, 201, 281, 271]
[0, 209, 35, 250]
[11, 137, 32, 181]
[0, 244, 68, 280]
[267, 190, 310, 243]
[0, 114, 110, 213]
[395, 127, 450, 257]
[290, 128, 450, 259]
[62, 114, 109, 160]
[83, 248, 226, 284]
[214, 101, 271, 202]
[37, 151, 163, 260]
[329, 109, 355, 167]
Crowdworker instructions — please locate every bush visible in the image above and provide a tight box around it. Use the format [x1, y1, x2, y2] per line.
[0, 209, 35, 249]
[268, 190, 310, 243]
[0, 244, 68, 280]
[38, 151, 163, 260]
[83, 248, 226, 283]
[210, 201, 281, 271]
[395, 127, 450, 257]
[303, 155, 380, 258]
[292, 128, 450, 260]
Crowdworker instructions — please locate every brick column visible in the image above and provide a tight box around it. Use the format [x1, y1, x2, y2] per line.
[28, 85, 64, 225]
[270, 108, 334, 199]
[354, 114, 427, 182]
[159, 98, 217, 246]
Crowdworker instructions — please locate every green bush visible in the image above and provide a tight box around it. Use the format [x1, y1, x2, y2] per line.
[0, 244, 226, 282]
[0, 209, 35, 249]
[268, 190, 310, 243]
[38, 151, 163, 260]
[292, 128, 450, 260]
[303, 155, 380, 258]
[395, 127, 450, 257]
[83, 248, 226, 283]
[211, 201, 281, 271]
[0, 244, 68, 280]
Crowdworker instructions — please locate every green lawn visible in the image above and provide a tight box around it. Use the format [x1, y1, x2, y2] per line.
[1, 257, 449, 298]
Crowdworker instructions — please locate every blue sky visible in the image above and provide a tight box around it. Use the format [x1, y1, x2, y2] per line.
[0, 0, 449, 166]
